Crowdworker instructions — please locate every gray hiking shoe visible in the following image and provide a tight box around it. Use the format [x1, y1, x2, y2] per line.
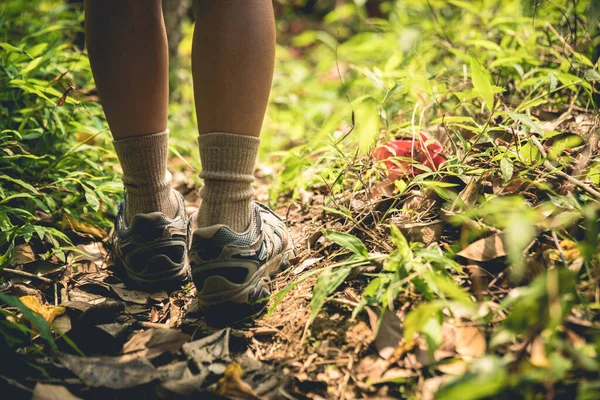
[113, 191, 190, 290]
[189, 202, 294, 323]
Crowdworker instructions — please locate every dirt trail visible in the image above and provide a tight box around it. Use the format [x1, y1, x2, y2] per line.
[2, 164, 391, 399]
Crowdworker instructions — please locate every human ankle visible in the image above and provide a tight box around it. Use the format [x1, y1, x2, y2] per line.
[113, 130, 180, 224]
[195, 132, 260, 232]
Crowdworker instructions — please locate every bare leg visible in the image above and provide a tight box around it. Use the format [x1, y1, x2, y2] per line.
[192, 0, 276, 232]
[85, 0, 178, 222]
[189, 2, 293, 319]
[193, 0, 276, 137]
[85, 0, 168, 139]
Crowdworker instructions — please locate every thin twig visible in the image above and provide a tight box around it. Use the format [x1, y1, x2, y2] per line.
[136, 321, 173, 330]
[2, 268, 53, 283]
[339, 343, 361, 400]
[572, 131, 599, 179]
[529, 136, 600, 200]
[551, 231, 569, 268]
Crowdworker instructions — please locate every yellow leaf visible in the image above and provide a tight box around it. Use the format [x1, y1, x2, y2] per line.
[216, 362, 260, 400]
[75, 131, 97, 145]
[20, 296, 65, 325]
[62, 214, 105, 239]
[547, 240, 581, 263]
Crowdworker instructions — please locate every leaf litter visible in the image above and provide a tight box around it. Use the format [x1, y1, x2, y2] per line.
[2, 2, 600, 399]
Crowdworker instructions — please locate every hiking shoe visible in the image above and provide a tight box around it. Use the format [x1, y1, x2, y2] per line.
[189, 202, 294, 323]
[112, 191, 190, 290]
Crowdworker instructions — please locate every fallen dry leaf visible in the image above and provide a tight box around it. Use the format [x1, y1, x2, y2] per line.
[291, 257, 323, 276]
[72, 242, 106, 268]
[59, 353, 168, 389]
[183, 328, 231, 375]
[96, 322, 132, 339]
[437, 359, 468, 375]
[67, 288, 107, 305]
[63, 299, 125, 326]
[28, 260, 65, 277]
[421, 375, 448, 400]
[433, 321, 486, 374]
[168, 298, 183, 328]
[457, 233, 506, 261]
[367, 307, 403, 360]
[454, 325, 486, 358]
[157, 362, 201, 396]
[20, 295, 65, 325]
[120, 328, 190, 361]
[530, 336, 550, 368]
[53, 314, 72, 334]
[150, 308, 160, 323]
[13, 244, 36, 265]
[396, 220, 443, 245]
[453, 177, 482, 210]
[32, 383, 81, 400]
[3, 282, 43, 300]
[356, 355, 391, 383]
[110, 284, 150, 305]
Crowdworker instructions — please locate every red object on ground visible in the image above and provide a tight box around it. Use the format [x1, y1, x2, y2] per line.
[372, 132, 446, 179]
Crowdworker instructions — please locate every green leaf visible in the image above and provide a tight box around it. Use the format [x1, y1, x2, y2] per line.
[549, 352, 573, 380]
[448, 0, 482, 15]
[586, 163, 600, 186]
[578, 381, 600, 400]
[403, 301, 444, 343]
[322, 206, 353, 219]
[394, 179, 407, 194]
[362, 277, 383, 299]
[0, 175, 39, 194]
[436, 356, 509, 400]
[0, 193, 35, 204]
[518, 141, 541, 165]
[84, 189, 100, 212]
[470, 56, 495, 111]
[0, 42, 25, 54]
[307, 266, 353, 328]
[502, 268, 576, 332]
[425, 271, 476, 312]
[351, 96, 380, 154]
[584, 69, 600, 81]
[548, 135, 583, 159]
[21, 56, 43, 76]
[389, 224, 412, 261]
[326, 230, 369, 259]
[500, 157, 513, 182]
[0, 244, 15, 269]
[508, 112, 543, 134]
[43, 227, 73, 246]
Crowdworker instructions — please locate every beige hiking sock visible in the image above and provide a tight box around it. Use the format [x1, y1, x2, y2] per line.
[113, 130, 180, 224]
[196, 132, 260, 232]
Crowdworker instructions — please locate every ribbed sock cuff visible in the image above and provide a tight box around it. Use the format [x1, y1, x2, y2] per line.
[196, 132, 260, 232]
[113, 130, 179, 223]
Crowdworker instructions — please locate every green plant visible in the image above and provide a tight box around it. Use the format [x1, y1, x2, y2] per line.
[0, 1, 121, 270]
[266, 0, 600, 396]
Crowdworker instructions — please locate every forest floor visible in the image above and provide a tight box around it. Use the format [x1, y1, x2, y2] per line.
[2, 162, 413, 400]
[5, 107, 599, 398]
[2, 2, 600, 399]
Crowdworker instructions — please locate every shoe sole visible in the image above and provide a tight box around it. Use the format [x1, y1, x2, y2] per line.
[196, 246, 294, 325]
[114, 250, 191, 292]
